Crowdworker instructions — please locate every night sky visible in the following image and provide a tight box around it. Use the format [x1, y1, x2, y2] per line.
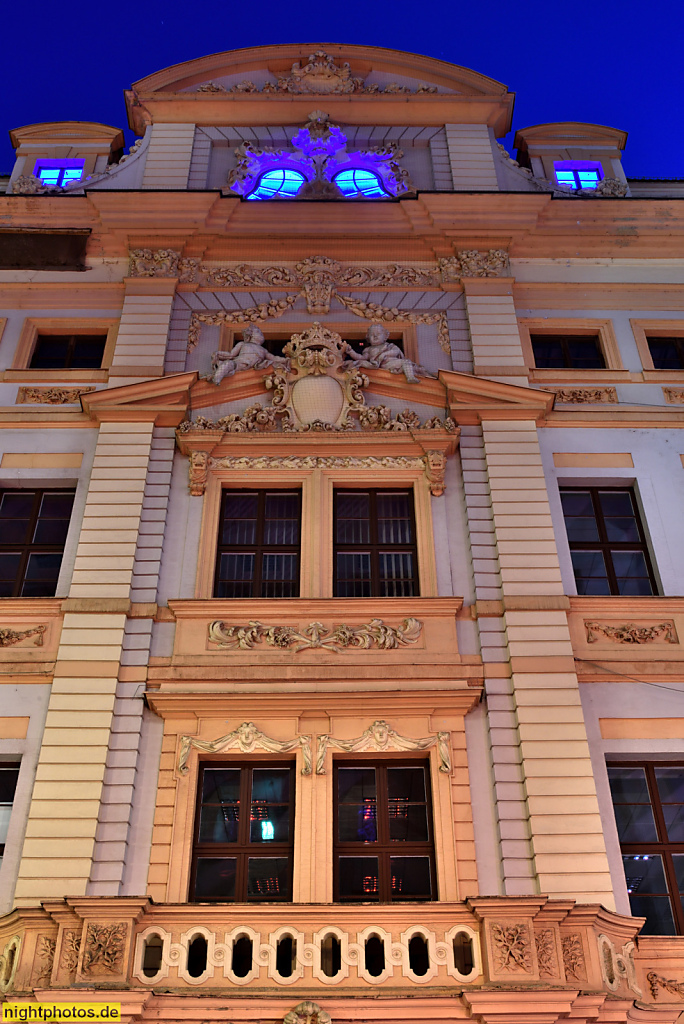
[3, 1, 683, 180]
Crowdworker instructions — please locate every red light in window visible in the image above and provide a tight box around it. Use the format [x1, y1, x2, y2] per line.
[391, 875, 403, 892]
[362, 875, 378, 893]
[252, 877, 280, 894]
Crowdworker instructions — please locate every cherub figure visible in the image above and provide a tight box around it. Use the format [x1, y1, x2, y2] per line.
[343, 323, 434, 383]
[210, 324, 289, 384]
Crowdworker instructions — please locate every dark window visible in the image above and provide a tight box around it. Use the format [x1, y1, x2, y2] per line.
[334, 761, 435, 903]
[236, 334, 403, 359]
[608, 763, 684, 934]
[29, 334, 107, 370]
[531, 334, 605, 369]
[0, 490, 75, 597]
[647, 337, 684, 370]
[333, 489, 419, 598]
[214, 490, 301, 598]
[190, 763, 294, 902]
[0, 764, 20, 864]
[560, 487, 656, 596]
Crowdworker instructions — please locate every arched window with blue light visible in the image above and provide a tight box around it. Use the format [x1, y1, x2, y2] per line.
[333, 168, 389, 198]
[554, 160, 603, 190]
[246, 168, 306, 200]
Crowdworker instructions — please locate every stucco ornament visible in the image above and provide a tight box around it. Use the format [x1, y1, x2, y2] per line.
[81, 923, 127, 975]
[648, 971, 684, 1000]
[534, 930, 556, 978]
[663, 387, 684, 404]
[187, 297, 297, 351]
[561, 934, 586, 981]
[344, 323, 435, 383]
[33, 936, 56, 985]
[491, 924, 531, 973]
[439, 249, 510, 281]
[316, 719, 451, 775]
[423, 450, 448, 497]
[552, 387, 618, 404]
[585, 620, 677, 644]
[208, 617, 422, 655]
[58, 931, 81, 975]
[333, 295, 451, 354]
[200, 256, 438, 292]
[178, 722, 312, 776]
[283, 1002, 332, 1024]
[128, 248, 180, 277]
[10, 174, 58, 195]
[17, 386, 95, 405]
[277, 51, 362, 94]
[210, 323, 290, 384]
[0, 625, 46, 648]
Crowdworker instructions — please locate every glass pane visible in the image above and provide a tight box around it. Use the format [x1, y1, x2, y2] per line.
[378, 552, 415, 597]
[194, 858, 236, 899]
[377, 492, 412, 544]
[612, 551, 653, 595]
[0, 768, 19, 804]
[0, 491, 34, 544]
[199, 769, 240, 842]
[566, 337, 604, 368]
[222, 493, 258, 545]
[571, 550, 610, 595]
[335, 493, 370, 544]
[624, 853, 668, 893]
[390, 857, 432, 899]
[608, 766, 651, 803]
[246, 857, 290, 898]
[21, 553, 62, 596]
[0, 804, 12, 845]
[33, 494, 73, 544]
[263, 493, 299, 545]
[338, 856, 379, 899]
[336, 553, 371, 597]
[599, 491, 636, 517]
[38, 493, 74, 519]
[656, 769, 684, 841]
[216, 553, 255, 598]
[629, 894, 675, 935]
[250, 769, 290, 843]
[0, 553, 22, 595]
[560, 491, 594, 517]
[71, 336, 106, 368]
[560, 490, 599, 542]
[649, 338, 684, 370]
[600, 492, 640, 543]
[30, 337, 70, 368]
[338, 768, 377, 842]
[532, 338, 566, 367]
[608, 768, 657, 842]
[672, 853, 684, 891]
[387, 767, 428, 841]
[261, 554, 298, 598]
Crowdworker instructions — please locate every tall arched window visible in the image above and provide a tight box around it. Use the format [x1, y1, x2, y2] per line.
[246, 169, 306, 200]
[333, 168, 388, 198]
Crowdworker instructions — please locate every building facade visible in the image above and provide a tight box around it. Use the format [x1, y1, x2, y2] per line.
[1, 42, 684, 1024]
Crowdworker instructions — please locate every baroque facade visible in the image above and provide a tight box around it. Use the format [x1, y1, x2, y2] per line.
[1, 42, 684, 1024]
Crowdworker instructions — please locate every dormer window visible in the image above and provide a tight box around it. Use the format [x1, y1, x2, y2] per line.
[33, 158, 85, 188]
[333, 168, 388, 198]
[246, 168, 307, 200]
[554, 160, 602, 190]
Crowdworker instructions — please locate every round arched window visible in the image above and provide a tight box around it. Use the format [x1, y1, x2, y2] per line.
[333, 168, 388, 198]
[246, 168, 306, 200]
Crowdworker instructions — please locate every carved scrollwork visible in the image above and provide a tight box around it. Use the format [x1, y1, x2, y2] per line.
[316, 719, 450, 775]
[491, 923, 532, 973]
[81, 923, 127, 975]
[208, 617, 423, 655]
[663, 387, 684, 404]
[128, 248, 181, 278]
[585, 620, 678, 644]
[552, 387, 618, 404]
[187, 297, 298, 351]
[16, 386, 96, 405]
[439, 249, 511, 280]
[178, 722, 312, 776]
[0, 625, 46, 648]
[333, 295, 451, 354]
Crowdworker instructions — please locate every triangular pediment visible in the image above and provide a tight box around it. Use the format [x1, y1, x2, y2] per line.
[438, 369, 554, 423]
[81, 372, 197, 425]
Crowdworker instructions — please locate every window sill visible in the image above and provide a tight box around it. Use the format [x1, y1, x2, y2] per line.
[528, 368, 635, 383]
[3, 369, 109, 383]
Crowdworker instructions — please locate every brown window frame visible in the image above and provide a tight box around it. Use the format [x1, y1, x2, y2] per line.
[0, 763, 20, 861]
[608, 761, 684, 934]
[560, 485, 657, 596]
[530, 333, 605, 369]
[213, 488, 302, 599]
[333, 488, 420, 598]
[333, 759, 436, 904]
[0, 488, 75, 598]
[29, 333, 108, 370]
[190, 760, 296, 904]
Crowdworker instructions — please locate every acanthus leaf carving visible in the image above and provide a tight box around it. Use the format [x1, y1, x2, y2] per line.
[187, 297, 298, 351]
[17, 386, 95, 405]
[81, 922, 127, 975]
[0, 625, 46, 648]
[439, 249, 510, 280]
[128, 248, 181, 278]
[178, 721, 312, 776]
[316, 718, 451, 775]
[208, 617, 423, 656]
[277, 50, 363, 94]
[585, 620, 678, 645]
[491, 924, 532, 972]
[552, 387, 618, 404]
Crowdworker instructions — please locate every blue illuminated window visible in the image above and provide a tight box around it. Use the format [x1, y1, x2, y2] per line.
[247, 168, 306, 200]
[33, 159, 85, 189]
[333, 168, 388, 198]
[554, 161, 603, 190]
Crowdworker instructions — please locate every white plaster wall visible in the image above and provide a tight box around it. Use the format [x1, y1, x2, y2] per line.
[0, 685, 51, 914]
[156, 451, 204, 604]
[0, 307, 124, 372]
[539, 427, 684, 597]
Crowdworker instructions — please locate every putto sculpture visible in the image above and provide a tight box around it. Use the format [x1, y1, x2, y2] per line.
[344, 323, 436, 383]
[209, 324, 290, 384]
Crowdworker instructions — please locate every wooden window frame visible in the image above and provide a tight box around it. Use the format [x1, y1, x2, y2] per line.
[631, 318, 684, 379]
[189, 760, 296, 903]
[5, 318, 118, 383]
[218, 321, 419, 365]
[0, 488, 76, 598]
[560, 485, 657, 596]
[213, 488, 302, 599]
[608, 760, 684, 934]
[333, 758, 436, 904]
[518, 317, 627, 382]
[0, 763, 20, 861]
[332, 487, 420, 598]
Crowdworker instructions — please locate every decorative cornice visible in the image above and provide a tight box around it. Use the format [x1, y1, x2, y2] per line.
[0, 625, 46, 648]
[178, 721, 312, 776]
[316, 718, 451, 775]
[584, 620, 678, 644]
[187, 298, 298, 350]
[16, 386, 95, 405]
[208, 617, 423, 654]
[552, 387, 618, 404]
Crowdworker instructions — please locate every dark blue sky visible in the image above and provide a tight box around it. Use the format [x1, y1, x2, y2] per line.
[3, 1, 683, 179]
